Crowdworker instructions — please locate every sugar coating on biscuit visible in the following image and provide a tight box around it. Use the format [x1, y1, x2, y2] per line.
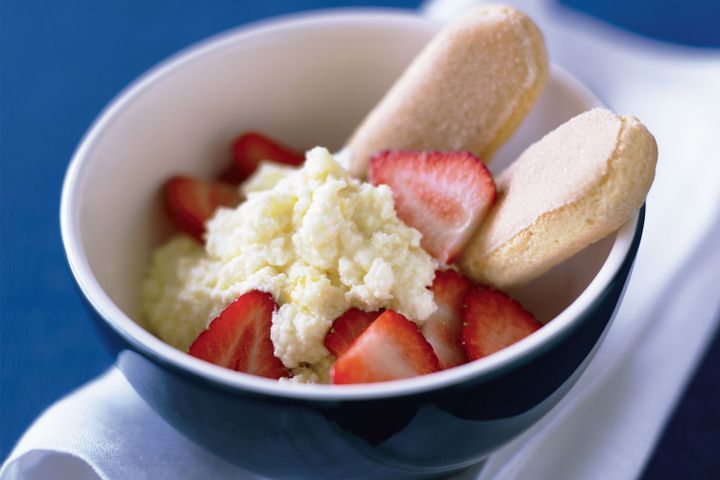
[347, 5, 548, 177]
[460, 108, 657, 287]
[480, 108, 620, 253]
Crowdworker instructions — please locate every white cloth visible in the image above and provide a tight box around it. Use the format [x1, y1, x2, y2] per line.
[3, 1, 720, 479]
[0, 368, 258, 480]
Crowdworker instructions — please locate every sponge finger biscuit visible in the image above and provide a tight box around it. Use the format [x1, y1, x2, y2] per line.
[346, 5, 548, 177]
[459, 108, 658, 287]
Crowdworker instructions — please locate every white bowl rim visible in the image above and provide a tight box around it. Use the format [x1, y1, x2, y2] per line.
[61, 9, 640, 402]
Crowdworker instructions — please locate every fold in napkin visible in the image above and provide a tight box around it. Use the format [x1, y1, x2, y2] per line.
[4, 1, 720, 479]
[0, 368, 259, 480]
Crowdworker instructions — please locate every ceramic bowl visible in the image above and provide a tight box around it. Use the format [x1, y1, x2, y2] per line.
[61, 10, 643, 479]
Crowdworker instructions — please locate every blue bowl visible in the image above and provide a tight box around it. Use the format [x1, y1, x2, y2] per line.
[61, 11, 645, 479]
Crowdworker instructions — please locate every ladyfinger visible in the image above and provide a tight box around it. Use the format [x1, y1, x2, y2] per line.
[459, 108, 658, 287]
[346, 5, 549, 177]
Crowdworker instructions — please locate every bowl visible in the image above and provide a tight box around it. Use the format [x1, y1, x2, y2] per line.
[60, 10, 644, 479]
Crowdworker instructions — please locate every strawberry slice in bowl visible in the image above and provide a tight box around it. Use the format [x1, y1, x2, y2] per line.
[220, 131, 305, 183]
[164, 175, 240, 242]
[331, 310, 440, 385]
[368, 150, 496, 264]
[189, 290, 288, 379]
[324, 308, 381, 358]
[421, 269, 472, 369]
[462, 286, 543, 360]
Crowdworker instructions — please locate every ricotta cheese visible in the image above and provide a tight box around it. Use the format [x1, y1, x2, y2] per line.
[142, 147, 437, 382]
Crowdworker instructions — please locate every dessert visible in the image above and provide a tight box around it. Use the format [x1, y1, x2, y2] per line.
[459, 109, 658, 287]
[324, 308, 379, 358]
[368, 151, 495, 263]
[346, 5, 548, 177]
[462, 287, 541, 359]
[220, 131, 305, 184]
[187, 290, 288, 378]
[331, 310, 441, 385]
[143, 147, 438, 382]
[164, 176, 241, 242]
[141, 5, 657, 385]
[420, 269, 472, 369]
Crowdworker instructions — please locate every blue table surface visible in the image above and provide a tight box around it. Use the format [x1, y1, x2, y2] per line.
[1, 0, 719, 476]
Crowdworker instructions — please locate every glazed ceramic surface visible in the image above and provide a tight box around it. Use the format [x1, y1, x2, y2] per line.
[61, 11, 644, 479]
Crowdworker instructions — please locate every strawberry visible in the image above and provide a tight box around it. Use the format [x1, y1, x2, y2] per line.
[324, 308, 381, 358]
[188, 290, 288, 379]
[462, 286, 542, 360]
[368, 150, 496, 263]
[331, 310, 440, 384]
[164, 176, 240, 242]
[421, 270, 472, 369]
[222, 131, 305, 183]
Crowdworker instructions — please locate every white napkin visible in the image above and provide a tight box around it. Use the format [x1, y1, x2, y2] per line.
[0, 368, 259, 480]
[4, 1, 720, 479]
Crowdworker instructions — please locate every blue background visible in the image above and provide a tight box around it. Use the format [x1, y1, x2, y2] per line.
[1, 0, 718, 477]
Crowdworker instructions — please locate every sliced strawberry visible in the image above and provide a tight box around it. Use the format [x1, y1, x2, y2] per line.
[188, 290, 288, 379]
[421, 270, 472, 369]
[462, 287, 542, 360]
[324, 308, 381, 358]
[368, 150, 496, 263]
[164, 176, 240, 242]
[224, 131, 305, 182]
[331, 310, 440, 384]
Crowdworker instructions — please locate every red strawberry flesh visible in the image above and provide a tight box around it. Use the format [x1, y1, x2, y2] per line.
[164, 176, 240, 242]
[421, 270, 472, 369]
[462, 286, 542, 360]
[229, 131, 304, 182]
[331, 310, 440, 384]
[324, 308, 381, 358]
[188, 290, 288, 379]
[368, 150, 496, 263]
